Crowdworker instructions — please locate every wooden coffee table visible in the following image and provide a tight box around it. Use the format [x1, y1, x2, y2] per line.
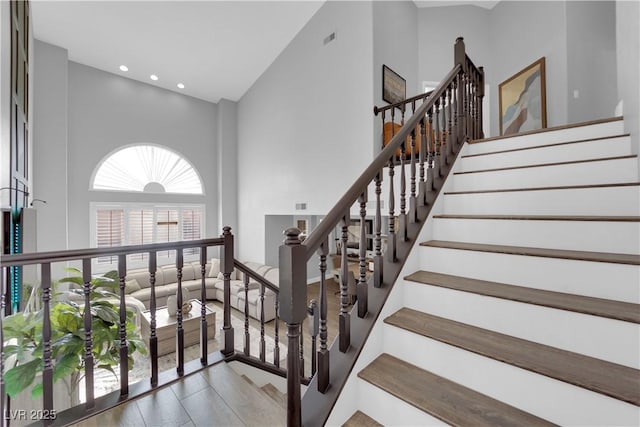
[140, 299, 216, 356]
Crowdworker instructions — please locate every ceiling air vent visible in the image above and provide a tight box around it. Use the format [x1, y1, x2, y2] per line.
[295, 202, 307, 211]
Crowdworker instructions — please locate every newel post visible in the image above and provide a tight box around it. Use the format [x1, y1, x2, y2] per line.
[221, 226, 235, 355]
[478, 66, 485, 139]
[279, 228, 307, 427]
[454, 37, 467, 143]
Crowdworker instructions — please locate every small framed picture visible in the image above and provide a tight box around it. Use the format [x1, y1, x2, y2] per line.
[499, 57, 547, 135]
[382, 65, 406, 105]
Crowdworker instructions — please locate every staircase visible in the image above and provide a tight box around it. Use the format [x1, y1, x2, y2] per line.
[330, 117, 640, 426]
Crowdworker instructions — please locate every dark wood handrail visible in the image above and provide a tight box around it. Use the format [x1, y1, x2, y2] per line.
[302, 63, 462, 257]
[233, 258, 279, 294]
[373, 90, 434, 116]
[0, 238, 225, 267]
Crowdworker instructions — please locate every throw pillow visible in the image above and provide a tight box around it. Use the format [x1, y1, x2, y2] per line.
[125, 279, 141, 294]
[208, 258, 221, 277]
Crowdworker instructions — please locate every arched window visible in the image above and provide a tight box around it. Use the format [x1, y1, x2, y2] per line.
[91, 145, 203, 194]
[90, 145, 205, 268]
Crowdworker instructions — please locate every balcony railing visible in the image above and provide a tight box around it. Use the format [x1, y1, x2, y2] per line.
[0, 227, 288, 426]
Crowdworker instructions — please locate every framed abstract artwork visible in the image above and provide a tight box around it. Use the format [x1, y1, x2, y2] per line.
[382, 65, 406, 105]
[499, 57, 547, 136]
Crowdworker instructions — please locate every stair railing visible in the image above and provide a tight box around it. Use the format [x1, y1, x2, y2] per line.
[279, 37, 484, 427]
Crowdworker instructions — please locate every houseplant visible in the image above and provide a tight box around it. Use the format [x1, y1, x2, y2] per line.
[2, 268, 147, 406]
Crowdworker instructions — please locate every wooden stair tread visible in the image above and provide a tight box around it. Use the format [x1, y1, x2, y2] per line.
[454, 155, 636, 175]
[359, 353, 556, 426]
[342, 410, 383, 427]
[420, 240, 640, 265]
[405, 270, 640, 323]
[385, 308, 640, 406]
[444, 181, 640, 195]
[469, 116, 623, 144]
[432, 214, 640, 222]
[462, 134, 630, 158]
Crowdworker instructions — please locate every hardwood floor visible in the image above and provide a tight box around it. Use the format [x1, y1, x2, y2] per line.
[74, 278, 342, 426]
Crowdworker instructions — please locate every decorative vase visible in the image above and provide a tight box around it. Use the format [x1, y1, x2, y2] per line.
[166, 288, 192, 317]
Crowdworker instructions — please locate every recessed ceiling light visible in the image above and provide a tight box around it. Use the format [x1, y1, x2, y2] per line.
[150, 74, 159, 81]
[119, 65, 128, 72]
[177, 83, 185, 89]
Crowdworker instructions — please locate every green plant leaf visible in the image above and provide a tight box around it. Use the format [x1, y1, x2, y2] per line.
[93, 305, 120, 324]
[31, 382, 43, 399]
[53, 353, 80, 382]
[4, 358, 41, 398]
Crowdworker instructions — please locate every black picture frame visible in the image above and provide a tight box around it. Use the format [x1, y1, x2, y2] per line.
[382, 65, 406, 105]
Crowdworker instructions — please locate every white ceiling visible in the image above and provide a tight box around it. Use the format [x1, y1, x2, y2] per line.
[31, 1, 325, 103]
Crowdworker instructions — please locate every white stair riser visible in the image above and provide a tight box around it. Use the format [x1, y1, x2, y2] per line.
[451, 157, 638, 191]
[458, 136, 632, 171]
[443, 186, 640, 215]
[419, 246, 640, 303]
[403, 281, 640, 368]
[356, 380, 446, 427]
[431, 218, 640, 254]
[383, 325, 640, 426]
[466, 121, 625, 155]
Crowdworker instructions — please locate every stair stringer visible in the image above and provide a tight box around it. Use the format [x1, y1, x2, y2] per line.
[325, 153, 453, 426]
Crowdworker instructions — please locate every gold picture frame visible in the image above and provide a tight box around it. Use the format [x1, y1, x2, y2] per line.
[499, 57, 547, 136]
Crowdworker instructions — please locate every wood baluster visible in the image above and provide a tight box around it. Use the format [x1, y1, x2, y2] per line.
[380, 110, 386, 150]
[41, 262, 54, 419]
[387, 156, 396, 262]
[427, 109, 436, 191]
[199, 246, 208, 365]
[399, 137, 407, 242]
[82, 259, 95, 409]
[308, 300, 318, 377]
[117, 255, 129, 395]
[149, 251, 158, 386]
[357, 191, 368, 318]
[221, 227, 234, 355]
[339, 215, 351, 352]
[317, 240, 329, 392]
[434, 99, 443, 178]
[176, 248, 185, 376]
[466, 72, 471, 139]
[409, 124, 418, 223]
[478, 66, 485, 139]
[260, 284, 266, 362]
[419, 118, 427, 206]
[451, 75, 458, 147]
[274, 296, 280, 368]
[441, 91, 449, 166]
[373, 173, 383, 288]
[244, 274, 250, 356]
[446, 86, 454, 158]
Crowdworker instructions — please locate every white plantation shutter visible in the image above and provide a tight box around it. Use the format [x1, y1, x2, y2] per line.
[182, 208, 203, 255]
[156, 209, 179, 259]
[96, 209, 124, 264]
[92, 204, 204, 267]
[127, 208, 154, 261]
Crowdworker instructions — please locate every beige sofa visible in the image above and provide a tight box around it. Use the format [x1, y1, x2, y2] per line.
[124, 259, 279, 322]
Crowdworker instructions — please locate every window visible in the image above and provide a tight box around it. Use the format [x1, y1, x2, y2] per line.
[91, 145, 203, 194]
[92, 203, 205, 268]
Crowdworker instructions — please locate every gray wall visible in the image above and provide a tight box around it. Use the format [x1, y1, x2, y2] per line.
[373, 1, 419, 153]
[66, 62, 219, 249]
[217, 99, 239, 233]
[0, 2, 11, 209]
[237, 1, 375, 263]
[33, 41, 69, 252]
[567, 1, 617, 123]
[616, 0, 640, 178]
[488, 1, 569, 136]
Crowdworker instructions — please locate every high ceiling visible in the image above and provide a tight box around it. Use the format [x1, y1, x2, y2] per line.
[31, 1, 498, 104]
[31, 1, 325, 103]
